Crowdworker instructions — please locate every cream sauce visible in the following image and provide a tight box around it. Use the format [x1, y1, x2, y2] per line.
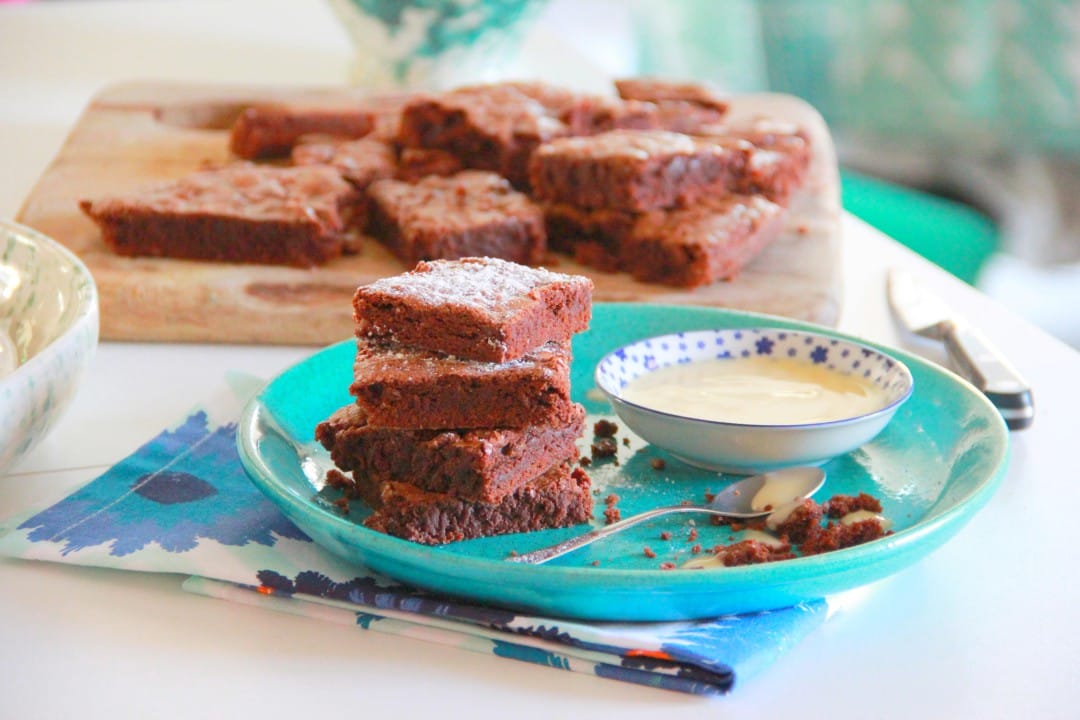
[840, 510, 893, 531]
[620, 356, 884, 425]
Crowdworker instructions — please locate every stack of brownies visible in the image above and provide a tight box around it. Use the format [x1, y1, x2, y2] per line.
[315, 256, 595, 545]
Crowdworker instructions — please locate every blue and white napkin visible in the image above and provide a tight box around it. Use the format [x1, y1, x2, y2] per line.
[0, 374, 828, 695]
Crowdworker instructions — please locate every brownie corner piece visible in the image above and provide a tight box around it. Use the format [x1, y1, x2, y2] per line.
[352, 256, 593, 363]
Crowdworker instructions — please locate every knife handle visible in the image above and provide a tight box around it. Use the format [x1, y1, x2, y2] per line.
[942, 323, 1035, 430]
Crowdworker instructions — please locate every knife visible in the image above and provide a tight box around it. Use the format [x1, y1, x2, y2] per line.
[887, 269, 1034, 430]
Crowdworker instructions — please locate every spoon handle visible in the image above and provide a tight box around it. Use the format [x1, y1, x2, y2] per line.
[507, 505, 709, 565]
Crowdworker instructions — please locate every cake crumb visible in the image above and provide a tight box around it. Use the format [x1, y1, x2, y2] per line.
[604, 506, 622, 524]
[824, 492, 883, 518]
[643, 546, 657, 559]
[593, 419, 619, 438]
[688, 528, 699, 542]
[650, 457, 666, 470]
[660, 531, 672, 541]
[660, 561, 676, 570]
[590, 437, 618, 458]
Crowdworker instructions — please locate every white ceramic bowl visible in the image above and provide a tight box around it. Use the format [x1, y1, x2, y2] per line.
[0, 220, 98, 474]
[595, 327, 913, 474]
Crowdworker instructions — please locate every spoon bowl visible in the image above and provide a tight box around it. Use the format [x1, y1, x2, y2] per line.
[507, 466, 826, 565]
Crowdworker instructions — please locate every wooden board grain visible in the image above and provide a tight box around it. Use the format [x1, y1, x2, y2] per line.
[17, 82, 843, 345]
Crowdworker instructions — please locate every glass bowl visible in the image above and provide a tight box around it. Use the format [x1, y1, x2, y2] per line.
[0, 220, 99, 474]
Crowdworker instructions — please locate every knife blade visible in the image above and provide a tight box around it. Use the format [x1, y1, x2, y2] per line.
[887, 269, 1034, 430]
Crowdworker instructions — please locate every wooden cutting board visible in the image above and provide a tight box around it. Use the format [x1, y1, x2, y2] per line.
[17, 82, 843, 345]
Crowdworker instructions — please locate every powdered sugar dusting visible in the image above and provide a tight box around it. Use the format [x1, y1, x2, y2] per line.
[359, 257, 587, 314]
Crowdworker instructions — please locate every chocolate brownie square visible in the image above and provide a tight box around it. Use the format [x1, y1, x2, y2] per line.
[79, 164, 361, 267]
[395, 148, 465, 182]
[356, 462, 594, 545]
[543, 204, 633, 272]
[615, 78, 729, 112]
[396, 82, 581, 188]
[614, 77, 729, 133]
[696, 121, 812, 205]
[229, 103, 375, 159]
[567, 95, 661, 135]
[545, 194, 786, 287]
[349, 338, 573, 430]
[366, 171, 546, 266]
[529, 130, 754, 212]
[315, 402, 585, 503]
[352, 256, 592, 363]
[291, 136, 397, 189]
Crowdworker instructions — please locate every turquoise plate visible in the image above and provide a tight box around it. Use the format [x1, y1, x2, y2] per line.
[237, 303, 1010, 621]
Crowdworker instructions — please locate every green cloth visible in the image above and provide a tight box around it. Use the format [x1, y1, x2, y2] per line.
[840, 170, 999, 285]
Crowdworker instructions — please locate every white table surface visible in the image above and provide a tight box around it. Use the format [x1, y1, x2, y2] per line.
[1, 2, 1077, 718]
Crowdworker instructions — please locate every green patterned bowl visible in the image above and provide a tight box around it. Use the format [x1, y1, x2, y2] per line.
[0, 220, 98, 474]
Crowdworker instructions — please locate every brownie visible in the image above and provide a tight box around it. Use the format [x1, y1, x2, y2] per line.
[357, 462, 594, 545]
[79, 164, 361, 267]
[396, 148, 465, 182]
[291, 136, 397, 188]
[315, 402, 585, 503]
[396, 83, 564, 186]
[229, 103, 375, 159]
[352, 256, 593, 363]
[615, 78, 729, 112]
[568, 95, 661, 135]
[360, 92, 427, 143]
[614, 77, 729, 133]
[396, 81, 676, 188]
[529, 130, 755, 212]
[349, 338, 573, 430]
[366, 171, 547, 266]
[695, 121, 812, 205]
[545, 193, 786, 286]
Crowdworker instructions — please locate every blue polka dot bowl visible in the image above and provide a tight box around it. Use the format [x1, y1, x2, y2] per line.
[594, 327, 913, 474]
[0, 220, 98, 474]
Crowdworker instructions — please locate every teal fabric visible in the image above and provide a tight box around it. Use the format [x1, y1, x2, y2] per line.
[840, 170, 999, 285]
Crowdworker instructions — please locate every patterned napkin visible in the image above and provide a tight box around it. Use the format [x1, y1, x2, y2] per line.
[0, 374, 828, 695]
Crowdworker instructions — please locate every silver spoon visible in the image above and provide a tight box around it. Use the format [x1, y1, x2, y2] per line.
[506, 466, 826, 565]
